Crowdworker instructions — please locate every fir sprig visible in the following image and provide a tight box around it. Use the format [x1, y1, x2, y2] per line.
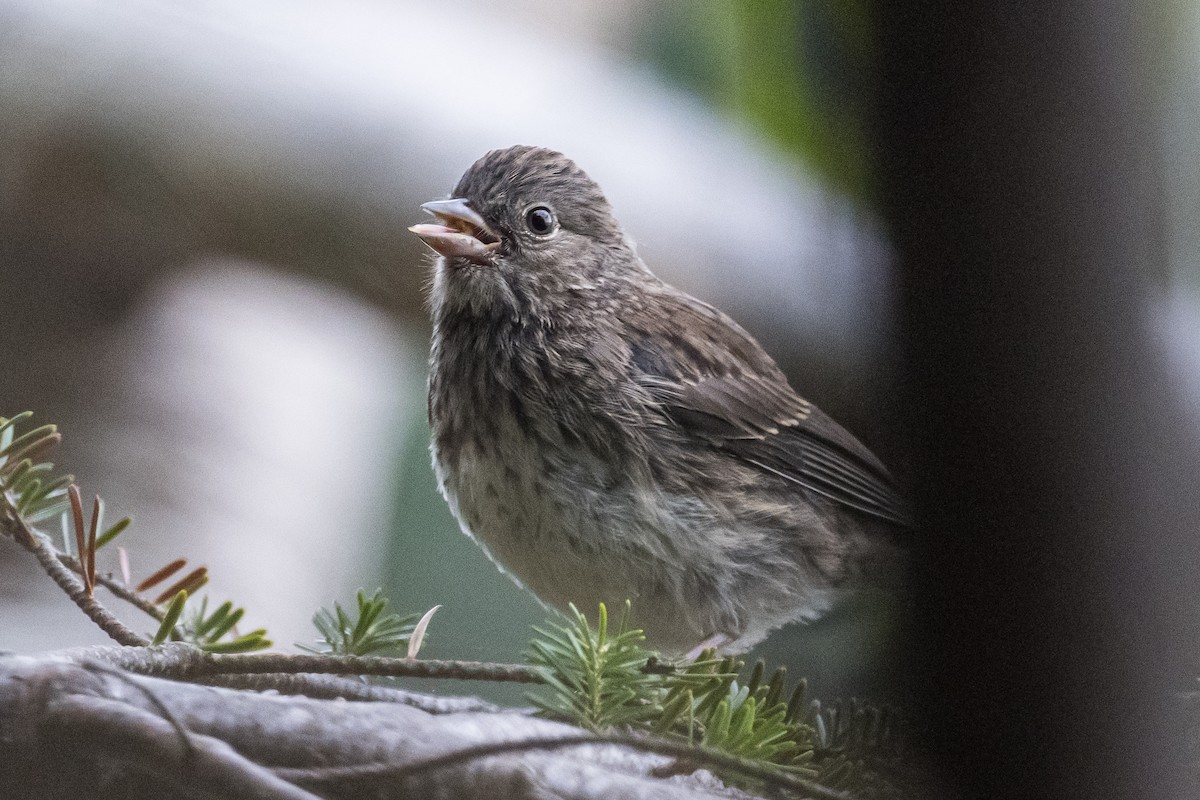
[300, 589, 419, 657]
[527, 601, 665, 730]
[525, 602, 906, 796]
[176, 594, 272, 653]
[694, 678, 815, 773]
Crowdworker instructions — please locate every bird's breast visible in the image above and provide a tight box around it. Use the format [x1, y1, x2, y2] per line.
[430, 394, 651, 611]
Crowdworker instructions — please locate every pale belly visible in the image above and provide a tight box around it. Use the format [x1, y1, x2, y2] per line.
[431, 436, 837, 653]
[433, 440, 667, 616]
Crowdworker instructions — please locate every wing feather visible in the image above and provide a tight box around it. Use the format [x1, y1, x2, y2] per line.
[627, 287, 910, 527]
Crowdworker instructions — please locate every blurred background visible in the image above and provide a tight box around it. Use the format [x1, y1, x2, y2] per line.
[3, 0, 1199, 795]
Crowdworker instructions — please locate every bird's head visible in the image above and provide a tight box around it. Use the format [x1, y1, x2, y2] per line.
[410, 146, 637, 321]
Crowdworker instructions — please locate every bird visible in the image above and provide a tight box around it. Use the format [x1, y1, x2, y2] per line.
[409, 145, 908, 655]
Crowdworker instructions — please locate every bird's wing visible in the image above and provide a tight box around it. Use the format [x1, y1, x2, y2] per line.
[627, 288, 910, 527]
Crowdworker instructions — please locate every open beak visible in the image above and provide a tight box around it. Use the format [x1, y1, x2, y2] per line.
[408, 198, 500, 265]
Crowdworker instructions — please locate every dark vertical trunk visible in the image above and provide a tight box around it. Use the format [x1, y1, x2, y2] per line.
[876, 2, 1200, 797]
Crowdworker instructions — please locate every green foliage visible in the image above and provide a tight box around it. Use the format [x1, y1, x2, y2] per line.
[1, 411, 129, 555]
[527, 601, 664, 730]
[0, 412, 71, 524]
[198, 631, 273, 654]
[640, 0, 877, 203]
[94, 515, 132, 549]
[300, 589, 418, 657]
[527, 602, 909, 797]
[152, 590, 189, 645]
[669, 656, 817, 776]
[149, 592, 271, 652]
[177, 595, 272, 653]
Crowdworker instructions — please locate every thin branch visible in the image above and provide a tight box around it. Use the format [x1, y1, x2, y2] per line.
[0, 495, 35, 548]
[58, 552, 165, 621]
[59, 643, 541, 685]
[274, 733, 852, 800]
[207, 651, 541, 683]
[196, 672, 503, 713]
[57, 645, 510, 710]
[28, 514, 196, 633]
[0, 506, 146, 646]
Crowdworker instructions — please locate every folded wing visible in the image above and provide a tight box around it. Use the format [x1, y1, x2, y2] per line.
[628, 287, 910, 527]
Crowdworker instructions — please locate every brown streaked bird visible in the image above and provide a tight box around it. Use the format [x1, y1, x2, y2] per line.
[410, 146, 908, 655]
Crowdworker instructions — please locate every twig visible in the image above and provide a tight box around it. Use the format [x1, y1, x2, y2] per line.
[59, 643, 541, 685]
[56, 645, 514, 710]
[0, 504, 146, 646]
[195, 673, 503, 713]
[273, 732, 852, 800]
[0, 492, 35, 548]
[57, 552, 165, 621]
[207, 651, 541, 683]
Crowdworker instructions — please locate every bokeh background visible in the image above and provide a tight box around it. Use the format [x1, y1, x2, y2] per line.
[4, 1, 1200, 793]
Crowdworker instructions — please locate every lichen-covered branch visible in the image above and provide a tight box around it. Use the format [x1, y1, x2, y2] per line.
[0, 653, 762, 800]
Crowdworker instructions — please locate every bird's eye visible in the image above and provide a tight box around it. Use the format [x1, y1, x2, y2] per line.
[524, 206, 556, 236]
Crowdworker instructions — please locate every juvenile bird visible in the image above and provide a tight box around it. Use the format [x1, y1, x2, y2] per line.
[410, 146, 907, 654]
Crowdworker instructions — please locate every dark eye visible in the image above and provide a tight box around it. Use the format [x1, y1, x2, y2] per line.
[524, 206, 556, 235]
